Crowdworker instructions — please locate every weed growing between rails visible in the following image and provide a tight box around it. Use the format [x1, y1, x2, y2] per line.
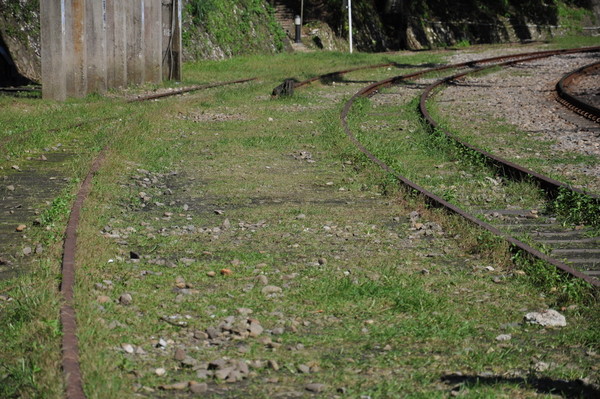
[549, 188, 600, 229]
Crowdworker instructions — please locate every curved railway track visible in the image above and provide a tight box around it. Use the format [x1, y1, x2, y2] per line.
[341, 47, 600, 288]
[556, 61, 600, 122]
[3, 47, 600, 397]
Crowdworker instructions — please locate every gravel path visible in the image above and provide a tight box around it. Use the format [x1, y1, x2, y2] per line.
[436, 50, 600, 194]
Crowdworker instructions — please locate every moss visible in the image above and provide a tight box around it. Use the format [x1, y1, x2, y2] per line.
[183, 0, 286, 60]
[0, 0, 40, 45]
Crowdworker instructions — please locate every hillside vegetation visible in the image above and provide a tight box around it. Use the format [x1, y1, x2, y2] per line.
[0, 0, 597, 82]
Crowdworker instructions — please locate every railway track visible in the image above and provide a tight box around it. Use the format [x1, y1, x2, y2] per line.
[23, 78, 256, 399]
[3, 47, 600, 397]
[556, 61, 600, 122]
[341, 47, 600, 288]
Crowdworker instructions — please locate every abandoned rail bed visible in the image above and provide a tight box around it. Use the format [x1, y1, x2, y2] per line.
[2, 44, 600, 398]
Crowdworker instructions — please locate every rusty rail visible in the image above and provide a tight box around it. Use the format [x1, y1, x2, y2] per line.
[341, 47, 600, 288]
[556, 61, 600, 122]
[57, 78, 256, 398]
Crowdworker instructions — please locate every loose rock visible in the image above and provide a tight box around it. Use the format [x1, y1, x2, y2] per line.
[524, 309, 566, 327]
[306, 383, 326, 393]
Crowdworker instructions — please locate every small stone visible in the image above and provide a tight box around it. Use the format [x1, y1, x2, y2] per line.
[207, 271, 216, 277]
[261, 285, 282, 295]
[298, 364, 311, 373]
[524, 309, 566, 327]
[214, 209, 224, 215]
[6, 185, 15, 191]
[11, 165, 20, 170]
[236, 308, 253, 316]
[189, 382, 207, 394]
[215, 367, 233, 380]
[220, 268, 233, 276]
[22, 247, 32, 255]
[194, 330, 209, 340]
[121, 343, 135, 353]
[97, 295, 111, 304]
[495, 334, 512, 342]
[296, 214, 306, 220]
[305, 383, 326, 393]
[272, 327, 285, 335]
[249, 320, 264, 337]
[255, 275, 268, 285]
[534, 361, 550, 372]
[181, 356, 199, 368]
[161, 381, 188, 390]
[268, 359, 280, 371]
[206, 327, 220, 339]
[119, 293, 133, 305]
[317, 258, 327, 265]
[174, 348, 186, 361]
[155, 368, 166, 376]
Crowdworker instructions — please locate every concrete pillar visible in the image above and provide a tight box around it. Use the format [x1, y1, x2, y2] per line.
[106, 0, 127, 88]
[42, 0, 179, 99]
[41, 0, 66, 100]
[144, 0, 162, 83]
[127, 0, 144, 84]
[85, 0, 107, 94]
[65, 0, 87, 97]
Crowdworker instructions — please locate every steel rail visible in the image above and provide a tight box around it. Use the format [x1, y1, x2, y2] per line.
[341, 47, 600, 288]
[56, 78, 256, 399]
[419, 53, 600, 201]
[286, 46, 600, 95]
[556, 61, 600, 122]
[128, 77, 257, 102]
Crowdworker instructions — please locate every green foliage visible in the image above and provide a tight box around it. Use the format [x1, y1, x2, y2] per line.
[513, 251, 594, 304]
[40, 194, 71, 228]
[0, 0, 40, 44]
[183, 0, 286, 58]
[549, 187, 600, 227]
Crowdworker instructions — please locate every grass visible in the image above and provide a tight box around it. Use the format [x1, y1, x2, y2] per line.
[1, 42, 599, 398]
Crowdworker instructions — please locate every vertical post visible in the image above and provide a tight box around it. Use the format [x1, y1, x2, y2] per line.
[172, 0, 183, 81]
[294, 15, 301, 43]
[161, 0, 173, 81]
[348, 0, 353, 54]
[85, 0, 107, 93]
[162, 0, 182, 81]
[42, 0, 67, 100]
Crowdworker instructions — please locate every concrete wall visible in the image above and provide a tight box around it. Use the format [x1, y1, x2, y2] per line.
[41, 0, 181, 100]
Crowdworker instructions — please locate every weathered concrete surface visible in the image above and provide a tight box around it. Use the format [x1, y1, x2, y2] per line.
[41, 0, 181, 100]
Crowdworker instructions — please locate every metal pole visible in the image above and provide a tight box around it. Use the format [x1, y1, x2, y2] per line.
[300, 0, 304, 25]
[348, 0, 353, 53]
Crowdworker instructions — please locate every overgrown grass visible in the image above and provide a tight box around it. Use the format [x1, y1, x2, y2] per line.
[1, 45, 599, 398]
